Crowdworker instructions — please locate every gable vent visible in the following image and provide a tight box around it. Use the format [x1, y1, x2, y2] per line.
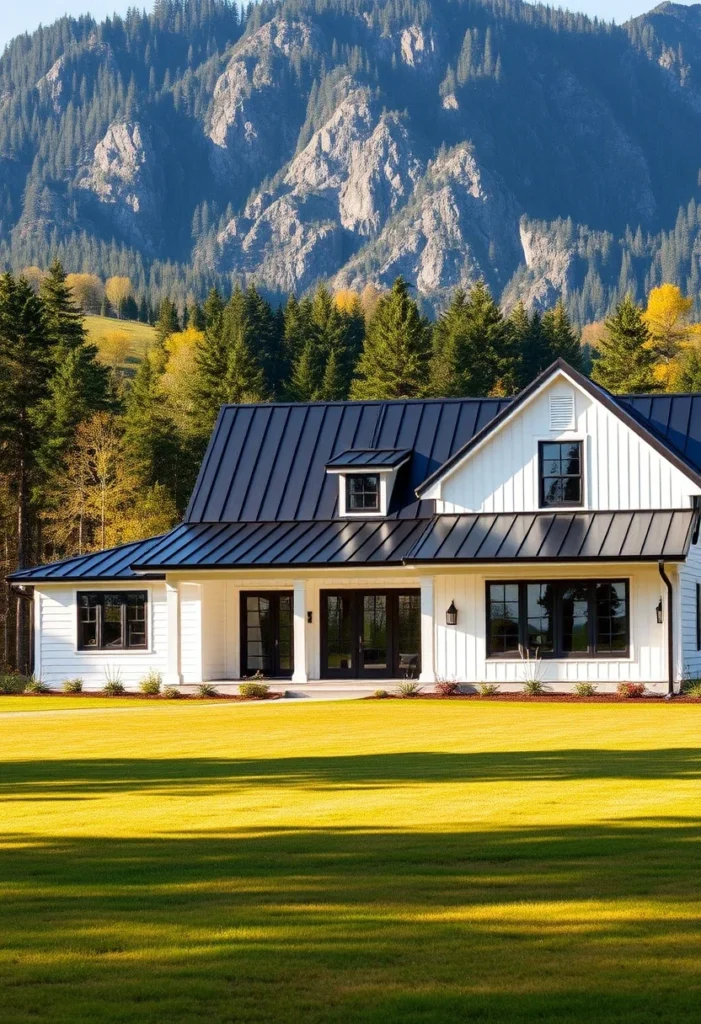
[549, 393, 575, 431]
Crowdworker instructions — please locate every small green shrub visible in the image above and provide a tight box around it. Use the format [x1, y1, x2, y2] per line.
[682, 679, 701, 698]
[435, 681, 460, 696]
[24, 677, 49, 694]
[139, 671, 162, 695]
[239, 682, 270, 699]
[373, 689, 389, 698]
[197, 683, 219, 698]
[0, 674, 30, 694]
[574, 682, 596, 697]
[397, 681, 422, 697]
[163, 686, 181, 699]
[478, 683, 499, 697]
[617, 682, 646, 699]
[62, 678, 83, 693]
[522, 679, 545, 695]
[102, 680, 125, 696]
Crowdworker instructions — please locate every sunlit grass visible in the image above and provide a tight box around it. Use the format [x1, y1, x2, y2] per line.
[1, 701, 700, 1023]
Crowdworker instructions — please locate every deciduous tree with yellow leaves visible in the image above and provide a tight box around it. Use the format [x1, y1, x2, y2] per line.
[642, 284, 701, 388]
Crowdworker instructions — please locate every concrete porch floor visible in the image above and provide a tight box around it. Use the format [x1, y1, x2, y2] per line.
[179, 680, 419, 699]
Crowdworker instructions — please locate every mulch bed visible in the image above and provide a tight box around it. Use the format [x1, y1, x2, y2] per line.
[370, 692, 701, 703]
[0, 691, 282, 701]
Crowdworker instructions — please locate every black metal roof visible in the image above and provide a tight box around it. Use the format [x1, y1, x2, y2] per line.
[7, 536, 166, 583]
[325, 448, 412, 469]
[618, 394, 701, 480]
[185, 397, 510, 522]
[405, 510, 698, 563]
[131, 519, 430, 571]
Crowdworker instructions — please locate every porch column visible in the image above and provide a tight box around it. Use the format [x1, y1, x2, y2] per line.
[418, 576, 436, 683]
[166, 582, 181, 686]
[292, 580, 308, 684]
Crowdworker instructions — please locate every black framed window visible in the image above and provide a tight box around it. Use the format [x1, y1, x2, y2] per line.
[77, 592, 148, 651]
[487, 580, 629, 658]
[346, 474, 380, 512]
[539, 441, 583, 507]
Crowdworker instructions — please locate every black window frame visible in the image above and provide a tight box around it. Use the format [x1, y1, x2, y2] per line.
[345, 473, 381, 513]
[77, 591, 148, 651]
[486, 579, 630, 659]
[538, 440, 584, 509]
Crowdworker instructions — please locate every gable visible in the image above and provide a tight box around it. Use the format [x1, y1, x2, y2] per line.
[423, 373, 701, 513]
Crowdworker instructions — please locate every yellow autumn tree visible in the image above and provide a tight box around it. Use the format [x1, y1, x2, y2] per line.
[66, 272, 104, 314]
[159, 327, 203, 433]
[642, 284, 701, 387]
[20, 266, 46, 293]
[105, 276, 132, 318]
[99, 330, 131, 371]
[334, 289, 362, 315]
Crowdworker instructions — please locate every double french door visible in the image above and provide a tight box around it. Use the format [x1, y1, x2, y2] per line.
[320, 590, 421, 679]
[240, 592, 293, 678]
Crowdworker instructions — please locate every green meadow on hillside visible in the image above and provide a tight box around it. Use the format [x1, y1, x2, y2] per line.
[85, 315, 155, 375]
[1, 699, 700, 1023]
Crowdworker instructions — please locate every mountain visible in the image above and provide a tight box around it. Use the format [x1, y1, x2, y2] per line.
[4, 0, 701, 320]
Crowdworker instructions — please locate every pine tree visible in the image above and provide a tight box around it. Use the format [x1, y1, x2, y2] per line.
[39, 258, 85, 352]
[203, 287, 225, 329]
[223, 326, 266, 405]
[189, 302, 206, 331]
[289, 337, 324, 401]
[591, 297, 660, 393]
[122, 354, 178, 494]
[542, 300, 583, 370]
[509, 302, 551, 389]
[155, 297, 180, 346]
[351, 278, 432, 400]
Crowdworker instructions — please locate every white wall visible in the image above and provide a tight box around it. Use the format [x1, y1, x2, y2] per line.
[432, 564, 669, 689]
[35, 582, 168, 690]
[427, 376, 701, 513]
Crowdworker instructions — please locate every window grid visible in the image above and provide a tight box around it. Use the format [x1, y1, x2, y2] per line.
[77, 592, 148, 651]
[539, 441, 583, 508]
[346, 474, 380, 512]
[487, 580, 629, 659]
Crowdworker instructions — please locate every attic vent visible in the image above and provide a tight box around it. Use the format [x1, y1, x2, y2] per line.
[549, 393, 575, 431]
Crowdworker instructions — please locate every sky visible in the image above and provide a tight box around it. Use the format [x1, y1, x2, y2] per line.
[1, 0, 698, 51]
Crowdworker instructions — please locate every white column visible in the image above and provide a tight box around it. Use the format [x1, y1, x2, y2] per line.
[292, 580, 308, 684]
[419, 576, 436, 683]
[166, 582, 181, 686]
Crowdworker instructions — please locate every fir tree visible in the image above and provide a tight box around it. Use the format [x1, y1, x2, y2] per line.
[203, 287, 225, 329]
[39, 258, 85, 352]
[591, 297, 660, 393]
[542, 300, 583, 370]
[155, 297, 180, 346]
[289, 337, 324, 402]
[122, 354, 178, 494]
[351, 278, 431, 400]
[510, 302, 551, 389]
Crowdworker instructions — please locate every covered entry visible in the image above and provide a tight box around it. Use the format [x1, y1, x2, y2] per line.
[320, 590, 421, 679]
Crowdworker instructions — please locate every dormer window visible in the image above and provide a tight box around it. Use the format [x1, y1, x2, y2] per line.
[346, 474, 380, 512]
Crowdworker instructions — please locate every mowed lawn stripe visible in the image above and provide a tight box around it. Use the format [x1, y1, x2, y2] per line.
[1, 701, 700, 1023]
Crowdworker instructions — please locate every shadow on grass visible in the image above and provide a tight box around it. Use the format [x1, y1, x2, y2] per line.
[2, 747, 701, 797]
[2, 821, 701, 1023]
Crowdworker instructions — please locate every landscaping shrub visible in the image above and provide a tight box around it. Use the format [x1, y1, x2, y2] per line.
[478, 683, 499, 696]
[435, 681, 460, 696]
[574, 682, 596, 697]
[197, 683, 219, 698]
[163, 686, 181, 699]
[103, 680, 126, 696]
[239, 682, 270, 699]
[683, 679, 701, 698]
[373, 689, 389, 698]
[62, 678, 83, 693]
[522, 679, 545, 695]
[617, 682, 646, 699]
[139, 671, 162, 695]
[23, 677, 49, 694]
[0, 674, 30, 694]
[397, 681, 422, 697]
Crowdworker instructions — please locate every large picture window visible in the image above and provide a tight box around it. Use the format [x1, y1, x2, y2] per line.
[77, 592, 148, 651]
[487, 580, 629, 658]
[539, 441, 583, 507]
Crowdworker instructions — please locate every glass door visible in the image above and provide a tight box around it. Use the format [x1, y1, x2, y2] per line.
[359, 593, 390, 678]
[240, 592, 294, 678]
[321, 593, 355, 678]
[320, 590, 420, 679]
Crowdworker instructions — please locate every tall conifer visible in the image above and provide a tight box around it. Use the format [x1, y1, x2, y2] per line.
[591, 296, 659, 393]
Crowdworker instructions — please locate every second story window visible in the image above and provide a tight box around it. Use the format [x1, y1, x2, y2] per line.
[539, 441, 583, 508]
[346, 474, 380, 512]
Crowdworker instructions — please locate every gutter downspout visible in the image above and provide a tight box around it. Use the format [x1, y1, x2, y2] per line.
[658, 561, 675, 698]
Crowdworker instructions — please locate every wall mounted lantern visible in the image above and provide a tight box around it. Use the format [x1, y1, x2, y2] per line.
[446, 600, 458, 626]
[656, 599, 664, 625]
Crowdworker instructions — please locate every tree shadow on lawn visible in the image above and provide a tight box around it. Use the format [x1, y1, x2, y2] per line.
[2, 747, 701, 798]
[2, 820, 701, 1023]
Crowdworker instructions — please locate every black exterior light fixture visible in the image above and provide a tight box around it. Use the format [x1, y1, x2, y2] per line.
[446, 600, 458, 626]
[656, 599, 664, 625]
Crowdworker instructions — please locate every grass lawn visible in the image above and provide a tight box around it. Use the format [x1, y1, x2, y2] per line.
[84, 315, 155, 373]
[1, 700, 700, 1023]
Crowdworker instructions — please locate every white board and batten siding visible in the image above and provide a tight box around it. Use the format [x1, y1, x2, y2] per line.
[34, 582, 168, 689]
[424, 376, 701, 513]
[679, 539, 701, 680]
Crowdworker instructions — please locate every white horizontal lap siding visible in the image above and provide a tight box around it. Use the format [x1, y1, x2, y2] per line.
[180, 583, 202, 684]
[37, 583, 168, 690]
[679, 540, 701, 679]
[437, 378, 698, 513]
[433, 566, 666, 688]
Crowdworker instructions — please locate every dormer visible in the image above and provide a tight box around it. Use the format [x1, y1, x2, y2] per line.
[325, 449, 412, 517]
